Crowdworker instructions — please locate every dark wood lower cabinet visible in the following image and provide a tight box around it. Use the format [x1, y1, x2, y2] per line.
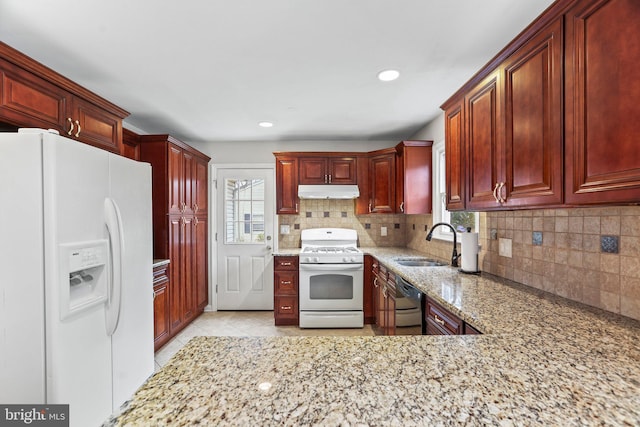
[274, 256, 299, 326]
[153, 262, 171, 351]
[425, 297, 482, 336]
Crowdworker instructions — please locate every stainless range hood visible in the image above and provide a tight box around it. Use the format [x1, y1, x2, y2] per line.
[298, 184, 360, 199]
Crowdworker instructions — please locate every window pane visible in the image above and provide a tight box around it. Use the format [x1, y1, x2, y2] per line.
[451, 212, 476, 232]
[224, 178, 267, 244]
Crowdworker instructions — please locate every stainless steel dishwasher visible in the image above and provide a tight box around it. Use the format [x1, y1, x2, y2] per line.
[395, 275, 425, 335]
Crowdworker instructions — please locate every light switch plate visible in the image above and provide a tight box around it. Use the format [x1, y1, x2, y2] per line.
[381, 226, 388, 236]
[499, 238, 512, 258]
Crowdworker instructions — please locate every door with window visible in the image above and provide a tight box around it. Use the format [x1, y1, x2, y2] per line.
[216, 167, 274, 310]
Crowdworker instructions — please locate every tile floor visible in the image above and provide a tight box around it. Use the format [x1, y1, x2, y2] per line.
[154, 311, 375, 369]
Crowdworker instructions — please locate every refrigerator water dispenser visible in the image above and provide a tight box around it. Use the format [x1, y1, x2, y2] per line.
[59, 240, 109, 320]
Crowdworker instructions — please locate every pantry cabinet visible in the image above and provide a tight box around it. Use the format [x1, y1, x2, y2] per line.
[298, 156, 357, 185]
[442, 0, 640, 210]
[273, 255, 299, 326]
[0, 42, 127, 154]
[139, 134, 210, 343]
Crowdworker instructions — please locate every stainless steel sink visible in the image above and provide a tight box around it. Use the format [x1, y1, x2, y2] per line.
[394, 258, 447, 267]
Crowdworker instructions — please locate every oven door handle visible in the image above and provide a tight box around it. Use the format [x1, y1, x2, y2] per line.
[299, 263, 363, 271]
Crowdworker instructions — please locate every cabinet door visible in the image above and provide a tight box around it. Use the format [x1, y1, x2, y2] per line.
[194, 216, 208, 311]
[564, 0, 640, 204]
[168, 217, 183, 331]
[168, 145, 184, 215]
[444, 103, 466, 211]
[328, 157, 357, 184]
[503, 17, 563, 208]
[0, 59, 68, 130]
[275, 156, 299, 214]
[465, 70, 503, 210]
[363, 255, 375, 324]
[369, 153, 396, 213]
[193, 156, 208, 216]
[182, 151, 194, 216]
[70, 96, 122, 154]
[153, 282, 170, 349]
[396, 142, 432, 214]
[181, 216, 195, 321]
[298, 157, 327, 184]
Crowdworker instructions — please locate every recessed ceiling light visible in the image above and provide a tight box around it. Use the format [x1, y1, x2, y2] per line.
[377, 69, 400, 82]
[258, 121, 274, 128]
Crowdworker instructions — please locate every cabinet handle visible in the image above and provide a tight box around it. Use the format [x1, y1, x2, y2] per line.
[498, 182, 506, 203]
[67, 118, 74, 136]
[383, 286, 388, 298]
[295, 203, 298, 212]
[181, 217, 186, 227]
[324, 174, 328, 183]
[373, 277, 378, 287]
[282, 280, 291, 285]
[153, 290, 157, 300]
[400, 201, 404, 213]
[75, 120, 81, 137]
[280, 305, 292, 310]
[194, 216, 199, 227]
[493, 183, 500, 203]
[193, 203, 199, 214]
[434, 314, 445, 326]
[368, 202, 372, 213]
[328, 174, 332, 183]
[281, 262, 292, 266]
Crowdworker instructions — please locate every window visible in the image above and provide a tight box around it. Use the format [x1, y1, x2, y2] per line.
[224, 178, 266, 243]
[431, 140, 478, 241]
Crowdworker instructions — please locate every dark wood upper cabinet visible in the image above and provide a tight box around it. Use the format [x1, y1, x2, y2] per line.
[442, 0, 639, 210]
[444, 103, 465, 211]
[0, 42, 127, 154]
[564, 0, 640, 205]
[298, 156, 357, 185]
[503, 17, 563, 208]
[465, 70, 503, 211]
[395, 141, 433, 214]
[274, 155, 299, 214]
[368, 150, 396, 214]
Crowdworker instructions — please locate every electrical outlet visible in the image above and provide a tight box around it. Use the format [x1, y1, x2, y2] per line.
[499, 238, 512, 258]
[280, 224, 290, 234]
[381, 226, 387, 236]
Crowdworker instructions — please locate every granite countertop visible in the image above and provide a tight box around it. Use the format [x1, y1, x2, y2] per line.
[108, 247, 640, 426]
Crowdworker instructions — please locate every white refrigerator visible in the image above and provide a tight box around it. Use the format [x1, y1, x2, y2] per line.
[0, 129, 154, 426]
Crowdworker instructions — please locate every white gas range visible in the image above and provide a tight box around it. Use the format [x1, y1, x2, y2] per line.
[298, 228, 364, 328]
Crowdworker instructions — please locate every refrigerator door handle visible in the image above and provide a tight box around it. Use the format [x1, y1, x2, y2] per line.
[104, 198, 125, 336]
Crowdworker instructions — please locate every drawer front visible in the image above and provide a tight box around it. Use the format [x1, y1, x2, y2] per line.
[274, 256, 299, 271]
[274, 271, 298, 295]
[426, 299, 462, 335]
[274, 295, 298, 317]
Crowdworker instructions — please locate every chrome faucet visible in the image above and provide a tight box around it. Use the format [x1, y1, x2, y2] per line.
[426, 222, 460, 267]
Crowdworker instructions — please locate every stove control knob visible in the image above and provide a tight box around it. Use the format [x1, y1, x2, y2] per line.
[344, 257, 353, 263]
[313, 257, 320, 263]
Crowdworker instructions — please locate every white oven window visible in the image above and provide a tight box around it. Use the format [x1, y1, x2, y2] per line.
[309, 274, 354, 300]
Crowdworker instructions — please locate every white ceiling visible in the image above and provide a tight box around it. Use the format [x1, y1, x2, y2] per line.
[0, 0, 555, 143]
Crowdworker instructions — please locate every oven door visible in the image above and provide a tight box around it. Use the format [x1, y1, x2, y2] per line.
[299, 263, 363, 311]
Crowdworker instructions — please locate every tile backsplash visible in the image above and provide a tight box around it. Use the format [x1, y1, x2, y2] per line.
[278, 199, 405, 248]
[280, 202, 640, 321]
